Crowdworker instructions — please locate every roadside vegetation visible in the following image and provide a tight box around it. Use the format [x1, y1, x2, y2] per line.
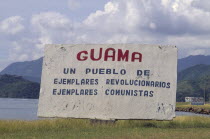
[176, 102, 210, 110]
[1, 116, 210, 139]
[176, 102, 210, 115]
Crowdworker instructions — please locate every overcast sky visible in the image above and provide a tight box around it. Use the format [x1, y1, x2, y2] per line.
[0, 0, 210, 71]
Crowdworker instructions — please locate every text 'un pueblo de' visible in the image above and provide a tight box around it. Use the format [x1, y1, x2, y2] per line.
[38, 44, 177, 120]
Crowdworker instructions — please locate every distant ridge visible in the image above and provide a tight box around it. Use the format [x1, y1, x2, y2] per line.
[0, 57, 43, 83]
[178, 55, 210, 71]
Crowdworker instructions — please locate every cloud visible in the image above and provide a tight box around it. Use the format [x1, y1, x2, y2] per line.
[83, 1, 140, 33]
[80, 0, 210, 45]
[9, 38, 43, 62]
[80, 0, 210, 58]
[84, 0, 210, 36]
[31, 12, 75, 48]
[28, 0, 210, 58]
[3, 0, 210, 68]
[192, 0, 210, 12]
[1, 12, 74, 67]
[188, 48, 210, 56]
[0, 16, 24, 35]
[31, 12, 71, 31]
[189, 49, 206, 56]
[68, 0, 81, 11]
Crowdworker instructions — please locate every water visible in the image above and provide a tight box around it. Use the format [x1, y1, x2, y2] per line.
[176, 111, 210, 117]
[0, 98, 209, 120]
[0, 98, 39, 120]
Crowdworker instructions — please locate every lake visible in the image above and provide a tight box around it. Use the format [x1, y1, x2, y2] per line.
[0, 98, 209, 120]
[0, 98, 39, 120]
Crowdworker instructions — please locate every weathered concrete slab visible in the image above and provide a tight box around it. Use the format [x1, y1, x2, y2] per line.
[38, 44, 177, 120]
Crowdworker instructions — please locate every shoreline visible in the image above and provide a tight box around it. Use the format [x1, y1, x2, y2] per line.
[176, 107, 210, 115]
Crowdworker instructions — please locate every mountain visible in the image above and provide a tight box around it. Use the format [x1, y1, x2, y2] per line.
[177, 76, 210, 102]
[0, 57, 43, 83]
[178, 55, 210, 71]
[0, 74, 40, 99]
[178, 64, 210, 81]
[177, 64, 210, 102]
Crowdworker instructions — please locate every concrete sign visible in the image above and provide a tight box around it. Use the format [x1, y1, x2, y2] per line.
[38, 44, 177, 120]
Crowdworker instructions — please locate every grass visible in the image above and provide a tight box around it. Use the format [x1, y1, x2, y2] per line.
[176, 102, 191, 106]
[176, 102, 210, 110]
[0, 116, 210, 139]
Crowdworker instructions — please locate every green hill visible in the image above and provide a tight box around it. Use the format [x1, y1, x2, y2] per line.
[0, 74, 40, 99]
[178, 64, 210, 81]
[177, 65, 210, 102]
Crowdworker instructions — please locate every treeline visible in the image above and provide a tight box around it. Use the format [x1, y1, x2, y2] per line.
[176, 65, 210, 102]
[0, 74, 40, 99]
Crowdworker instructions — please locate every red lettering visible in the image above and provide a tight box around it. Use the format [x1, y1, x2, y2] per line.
[118, 49, 129, 61]
[90, 48, 102, 61]
[104, 48, 115, 61]
[131, 52, 142, 62]
[76, 48, 143, 62]
[77, 51, 88, 61]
